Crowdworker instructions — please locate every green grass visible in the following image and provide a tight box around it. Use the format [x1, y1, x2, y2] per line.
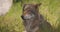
[0, 0, 60, 32]
[0, 2, 24, 32]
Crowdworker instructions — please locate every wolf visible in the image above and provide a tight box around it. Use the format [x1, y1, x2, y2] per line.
[21, 3, 52, 32]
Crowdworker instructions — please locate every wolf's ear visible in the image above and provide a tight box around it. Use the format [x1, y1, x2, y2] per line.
[23, 4, 27, 8]
[34, 3, 41, 8]
[23, 4, 27, 11]
[37, 3, 41, 6]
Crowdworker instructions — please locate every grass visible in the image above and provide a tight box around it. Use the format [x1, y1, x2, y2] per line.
[0, 2, 24, 32]
[0, 0, 60, 32]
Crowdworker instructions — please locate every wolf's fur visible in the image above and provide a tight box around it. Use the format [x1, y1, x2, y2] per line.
[21, 3, 52, 32]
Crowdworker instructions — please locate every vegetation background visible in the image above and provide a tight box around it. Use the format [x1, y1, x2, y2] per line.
[0, 0, 60, 32]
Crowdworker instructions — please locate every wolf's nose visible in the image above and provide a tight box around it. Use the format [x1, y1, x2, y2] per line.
[21, 15, 25, 20]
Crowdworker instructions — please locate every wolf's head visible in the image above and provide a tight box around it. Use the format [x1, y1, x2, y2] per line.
[21, 3, 41, 20]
